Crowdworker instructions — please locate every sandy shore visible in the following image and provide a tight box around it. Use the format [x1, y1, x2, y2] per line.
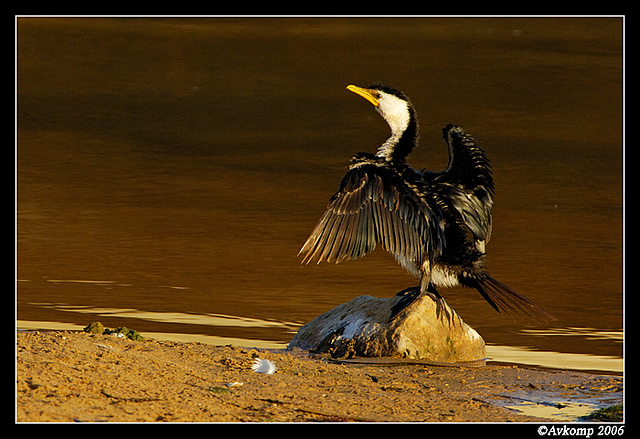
[16, 329, 622, 423]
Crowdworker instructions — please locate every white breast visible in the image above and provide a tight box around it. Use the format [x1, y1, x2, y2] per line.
[430, 265, 461, 288]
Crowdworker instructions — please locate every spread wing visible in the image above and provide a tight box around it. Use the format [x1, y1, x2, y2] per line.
[438, 125, 494, 246]
[299, 162, 444, 277]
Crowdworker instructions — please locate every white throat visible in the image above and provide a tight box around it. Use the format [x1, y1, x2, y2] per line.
[373, 93, 411, 159]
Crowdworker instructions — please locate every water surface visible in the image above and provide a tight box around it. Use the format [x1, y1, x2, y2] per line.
[17, 17, 623, 373]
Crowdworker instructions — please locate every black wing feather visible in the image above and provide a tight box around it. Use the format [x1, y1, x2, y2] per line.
[299, 163, 444, 277]
[437, 125, 494, 244]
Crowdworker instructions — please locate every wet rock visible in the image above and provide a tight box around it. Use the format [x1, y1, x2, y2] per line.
[288, 290, 485, 363]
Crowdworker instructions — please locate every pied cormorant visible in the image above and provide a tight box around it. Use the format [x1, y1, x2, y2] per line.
[299, 83, 555, 322]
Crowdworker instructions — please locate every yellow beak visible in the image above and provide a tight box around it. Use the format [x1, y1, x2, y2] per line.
[346, 84, 380, 107]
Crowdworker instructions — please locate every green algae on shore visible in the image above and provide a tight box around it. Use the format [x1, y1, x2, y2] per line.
[580, 404, 623, 422]
[83, 321, 145, 342]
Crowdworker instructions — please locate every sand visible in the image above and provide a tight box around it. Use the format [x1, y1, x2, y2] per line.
[16, 329, 622, 423]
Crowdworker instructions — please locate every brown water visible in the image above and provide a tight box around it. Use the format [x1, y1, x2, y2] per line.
[16, 17, 623, 373]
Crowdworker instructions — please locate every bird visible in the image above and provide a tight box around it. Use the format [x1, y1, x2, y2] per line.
[299, 82, 555, 323]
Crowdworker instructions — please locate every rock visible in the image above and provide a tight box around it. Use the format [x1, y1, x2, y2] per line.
[84, 321, 105, 334]
[109, 327, 145, 342]
[287, 289, 485, 363]
[82, 322, 145, 342]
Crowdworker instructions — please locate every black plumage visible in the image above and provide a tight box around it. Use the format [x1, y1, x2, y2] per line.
[299, 83, 555, 323]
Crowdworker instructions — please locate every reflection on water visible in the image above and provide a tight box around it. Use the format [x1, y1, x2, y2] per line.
[486, 344, 622, 374]
[17, 17, 623, 374]
[26, 302, 301, 331]
[496, 387, 622, 422]
[520, 327, 624, 343]
[502, 401, 597, 422]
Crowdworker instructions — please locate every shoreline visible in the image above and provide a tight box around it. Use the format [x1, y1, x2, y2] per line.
[16, 319, 623, 376]
[16, 330, 623, 423]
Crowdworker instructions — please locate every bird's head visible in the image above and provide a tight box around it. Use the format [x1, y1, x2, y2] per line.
[346, 83, 414, 137]
[346, 83, 419, 160]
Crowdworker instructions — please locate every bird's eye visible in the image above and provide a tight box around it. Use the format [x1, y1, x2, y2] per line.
[376, 94, 382, 99]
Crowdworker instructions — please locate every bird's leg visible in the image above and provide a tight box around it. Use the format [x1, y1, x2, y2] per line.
[426, 284, 453, 325]
[418, 273, 456, 325]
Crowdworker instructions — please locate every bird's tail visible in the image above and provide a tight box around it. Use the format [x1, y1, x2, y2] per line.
[472, 275, 557, 323]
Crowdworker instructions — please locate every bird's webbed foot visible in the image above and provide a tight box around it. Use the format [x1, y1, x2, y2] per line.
[388, 284, 459, 326]
[427, 284, 461, 327]
[388, 286, 421, 322]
